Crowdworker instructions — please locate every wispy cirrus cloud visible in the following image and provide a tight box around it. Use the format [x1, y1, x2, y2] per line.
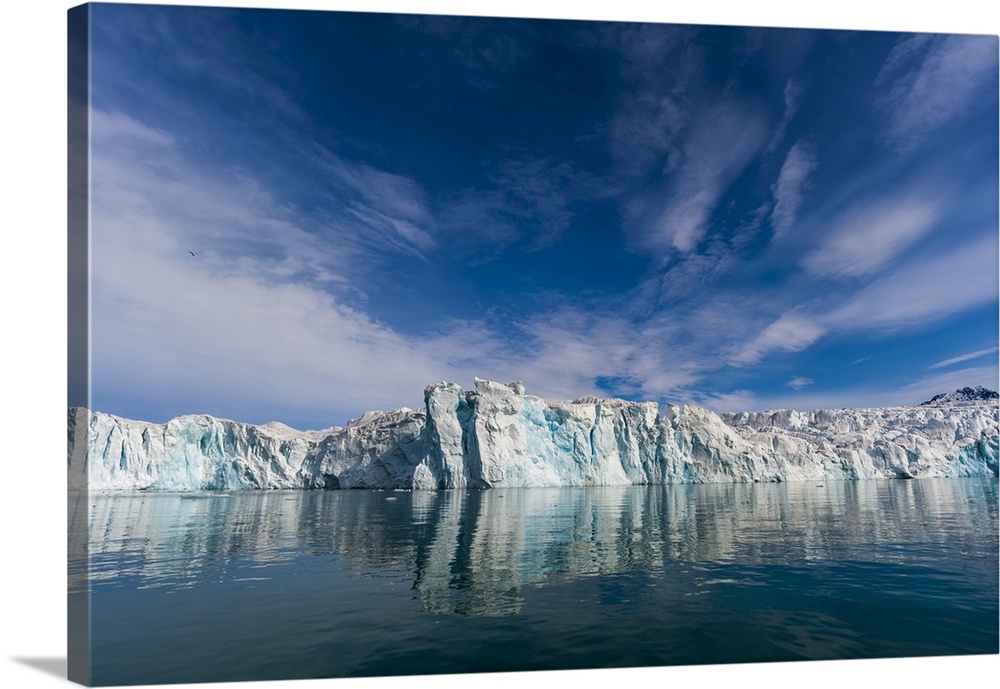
[609, 92, 689, 179]
[499, 304, 702, 403]
[308, 152, 441, 259]
[715, 225, 997, 374]
[487, 155, 606, 249]
[648, 100, 769, 255]
[696, 389, 759, 413]
[398, 13, 535, 81]
[929, 346, 999, 370]
[787, 376, 814, 390]
[601, 22, 692, 179]
[770, 139, 816, 240]
[344, 204, 438, 259]
[875, 33, 998, 150]
[765, 79, 804, 155]
[728, 311, 826, 367]
[90, 107, 176, 148]
[88, 108, 484, 427]
[94, 4, 309, 129]
[803, 193, 942, 277]
[823, 233, 998, 332]
[339, 164, 436, 231]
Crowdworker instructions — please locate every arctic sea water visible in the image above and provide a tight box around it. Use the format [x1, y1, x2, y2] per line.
[74, 479, 998, 686]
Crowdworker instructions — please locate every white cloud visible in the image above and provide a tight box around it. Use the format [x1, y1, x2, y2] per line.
[729, 311, 826, 367]
[929, 346, 999, 370]
[803, 194, 941, 277]
[432, 191, 524, 259]
[90, 108, 175, 149]
[504, 308, 700, 403]
[654, 189, 718, 254]
[344, 204, 437, 259]
[650, 100, 768, 254]
[86, 107, 719, 426]
[488, 156, 605, 249]
[876, 34, 998, 150]
[770, 140, 816, 240]
[86, 108, 493, 427]
[765, 79, 804, 154]
[603, 23, 692, 178]
[610, 92, 688, 177]
[717, 226, 998, 373]
[306, 156, 443, 258]
[344, 164, 435, 229]
[91, 261, 449, 424]
[787, 376, 814, 390]
[109, 3, 308, 125]
[696, 389, 759, 413]
[823, 233, 998, 332]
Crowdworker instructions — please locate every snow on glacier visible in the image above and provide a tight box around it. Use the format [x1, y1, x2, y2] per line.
[68, 379, 1000, 491]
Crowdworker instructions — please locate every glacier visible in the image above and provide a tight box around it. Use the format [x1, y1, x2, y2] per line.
[68, 379, 1000, 491]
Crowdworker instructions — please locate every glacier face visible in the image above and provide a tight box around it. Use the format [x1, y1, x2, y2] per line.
[68, 379, 1000, 491]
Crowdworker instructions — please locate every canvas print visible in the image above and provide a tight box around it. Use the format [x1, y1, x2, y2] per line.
[67, 2, 999, 686]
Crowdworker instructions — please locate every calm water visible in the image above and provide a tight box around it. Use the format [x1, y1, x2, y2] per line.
[71, 479, 999, 686]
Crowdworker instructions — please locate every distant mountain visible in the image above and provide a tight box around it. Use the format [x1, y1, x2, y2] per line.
[920, 386, 999, 406]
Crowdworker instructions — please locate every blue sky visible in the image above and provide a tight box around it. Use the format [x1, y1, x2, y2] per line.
[81, 2, 998, 430]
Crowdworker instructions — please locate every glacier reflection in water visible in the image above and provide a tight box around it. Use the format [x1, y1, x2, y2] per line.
[76, 479, 998, 685]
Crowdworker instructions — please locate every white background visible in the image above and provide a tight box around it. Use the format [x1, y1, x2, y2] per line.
[2, 2, 998, 688]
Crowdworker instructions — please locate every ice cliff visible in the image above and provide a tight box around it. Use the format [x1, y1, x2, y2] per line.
[68, 379, 1000, 491]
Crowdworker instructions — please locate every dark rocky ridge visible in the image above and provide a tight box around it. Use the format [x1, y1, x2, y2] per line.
[920, 386, 999, 406]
